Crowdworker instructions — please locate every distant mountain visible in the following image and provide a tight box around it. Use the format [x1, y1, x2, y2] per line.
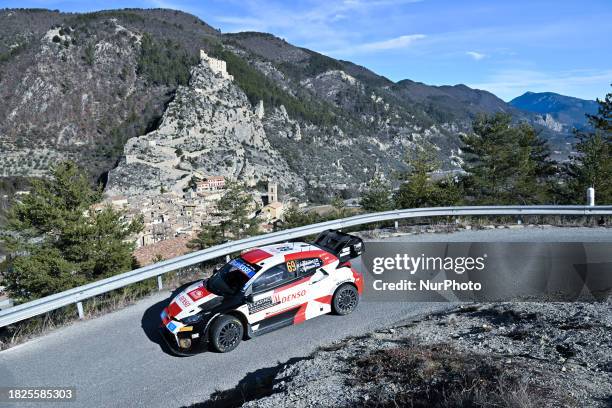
[509, 92, 598, 130]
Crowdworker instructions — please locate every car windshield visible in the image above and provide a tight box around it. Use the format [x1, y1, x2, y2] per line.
[206, 257, 260, 296]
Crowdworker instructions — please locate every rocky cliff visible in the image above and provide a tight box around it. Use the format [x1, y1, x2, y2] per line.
[105, 51, 304, 196]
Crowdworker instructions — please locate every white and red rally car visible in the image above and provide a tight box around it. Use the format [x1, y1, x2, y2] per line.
[160, 230, 364, 354]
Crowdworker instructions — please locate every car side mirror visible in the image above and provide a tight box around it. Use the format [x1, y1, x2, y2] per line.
[244, 286, 253, 302]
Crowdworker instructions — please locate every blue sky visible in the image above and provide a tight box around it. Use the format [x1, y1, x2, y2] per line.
[4, 0, 611, 101]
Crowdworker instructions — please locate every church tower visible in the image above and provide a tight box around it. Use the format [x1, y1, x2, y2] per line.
[267, 181, 278, 204]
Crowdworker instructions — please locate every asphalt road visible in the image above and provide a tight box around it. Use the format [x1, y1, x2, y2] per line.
[0, 227, 610, 408]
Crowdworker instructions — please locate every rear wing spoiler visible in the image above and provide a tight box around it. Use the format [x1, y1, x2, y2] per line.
[312, 229, 365, 262]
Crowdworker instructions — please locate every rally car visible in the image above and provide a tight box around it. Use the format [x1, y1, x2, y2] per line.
[159, 229, 364, 355]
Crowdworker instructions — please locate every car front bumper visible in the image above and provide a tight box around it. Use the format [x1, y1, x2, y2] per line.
[159, 325, 208, 356]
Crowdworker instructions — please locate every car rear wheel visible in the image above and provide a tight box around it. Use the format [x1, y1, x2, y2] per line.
[210, 315, 243, 353]
[332, 284, 359, 315]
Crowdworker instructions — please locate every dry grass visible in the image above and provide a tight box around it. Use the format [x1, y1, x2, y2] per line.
[349, 341, 558, 408]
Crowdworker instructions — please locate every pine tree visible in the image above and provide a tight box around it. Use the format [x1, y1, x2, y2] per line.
[215, 181, 258, 239]
[331, 194, 348, 218]
[460, 113, 555, 204]
[395, 143, 462, 208]
[188, 224, 224, 250]
[1, 162, 143, 303]
[563, 89, 612, 203]
[360, 175, 393, 212]
[282, 206, 319, 229]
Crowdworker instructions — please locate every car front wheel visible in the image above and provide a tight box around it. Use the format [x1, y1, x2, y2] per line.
[332, 284, 359, 315]
[209, 315, 243, 353]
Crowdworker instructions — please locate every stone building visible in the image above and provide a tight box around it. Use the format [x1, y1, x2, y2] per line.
[200, 50, 233, 80]
[196, 176, 226, 193]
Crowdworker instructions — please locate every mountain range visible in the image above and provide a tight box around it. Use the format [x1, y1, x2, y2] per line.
[0, 8, 599, 202]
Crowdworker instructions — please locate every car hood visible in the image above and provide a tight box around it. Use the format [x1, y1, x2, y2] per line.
[166, 280, 221, 321]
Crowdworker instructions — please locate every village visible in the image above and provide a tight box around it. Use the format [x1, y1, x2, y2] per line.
[98, 176, 294, 266]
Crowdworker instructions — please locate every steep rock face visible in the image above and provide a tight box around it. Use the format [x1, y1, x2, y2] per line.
[534, 113, 565, 133]
[106, 53, 304, 196]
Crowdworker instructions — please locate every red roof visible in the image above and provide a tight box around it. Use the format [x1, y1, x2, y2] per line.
[241, 248, 272, 264]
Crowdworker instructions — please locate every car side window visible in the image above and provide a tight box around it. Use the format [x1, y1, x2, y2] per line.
[252, 263, 295, 293]
[288, 258, 323, 277]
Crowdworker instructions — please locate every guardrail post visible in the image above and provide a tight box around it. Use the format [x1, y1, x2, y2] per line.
[157, 275, 163, 291]
[226, 255, 230, 262]
[394, 221, 399, 230]
[76, 302, 84, 319]
[587, 187, 595, 206]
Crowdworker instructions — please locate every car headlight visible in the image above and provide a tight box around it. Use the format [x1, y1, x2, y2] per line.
[181, 313, 203, 325]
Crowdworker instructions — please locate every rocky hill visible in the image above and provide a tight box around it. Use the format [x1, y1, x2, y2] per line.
[0, 8, 581, 201]
[510, 91, 599, 131]
[105, 51, 303, 196]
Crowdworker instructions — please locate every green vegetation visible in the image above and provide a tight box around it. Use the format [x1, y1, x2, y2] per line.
[1, 162, 143, 303]
[356, 99, 609, 210]
[278, 51, 343, 79]
[0, 42, 29, 66]
[67, 10, 146, 26]
[460, 113, 555, 204]
[360, 176, 394, 212]
[137, 33, 197, 87]
[303, 52, 343, 76]
[187, 224, 224, 251]
[189, 182, 258, 250]
[281, 204, 350, 230]
[83, 43, 95, 66]
[216, 181, 259, 239]
[563, 89, 611, 204]
[395, 143, 463, 209]
[210, 45, 336, 126]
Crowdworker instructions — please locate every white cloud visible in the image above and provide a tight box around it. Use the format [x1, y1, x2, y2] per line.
[466, 51, 485, 60]
[468, 69, 612, 101]
[327, 34, 426, 56]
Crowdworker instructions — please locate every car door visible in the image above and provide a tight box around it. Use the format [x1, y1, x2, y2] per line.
[289, 257, 334, 321]
[246, 262, 311, 333]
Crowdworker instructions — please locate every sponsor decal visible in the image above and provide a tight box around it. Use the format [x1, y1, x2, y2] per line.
[273, 289, 307, 304]
[187, 287, 210, 301]
[276, 245, 293, 252]
[247, 296, 279, 314]
[286, 258, 322, 274]
[296, 258, 322, 273]
[178, 295, 191, 308]
[230, 258, 256, 277]
[167, 322, 177, 332]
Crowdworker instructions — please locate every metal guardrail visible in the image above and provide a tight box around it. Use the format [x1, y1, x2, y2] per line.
[1, 205, 611, 328]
